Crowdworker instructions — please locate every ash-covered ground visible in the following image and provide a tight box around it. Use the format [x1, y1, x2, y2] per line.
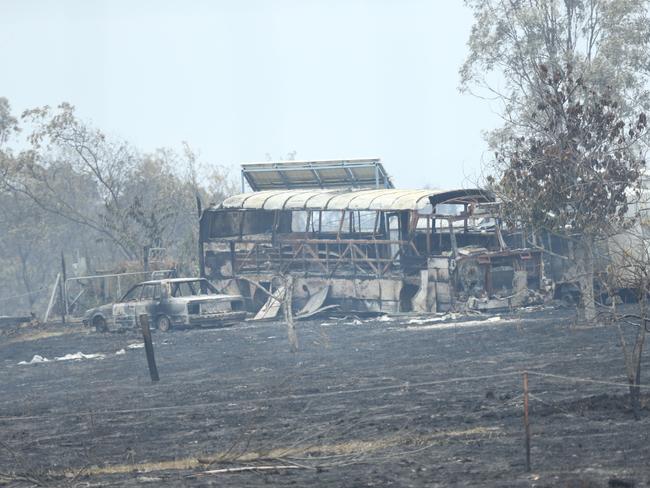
[1, 307, 649, 487]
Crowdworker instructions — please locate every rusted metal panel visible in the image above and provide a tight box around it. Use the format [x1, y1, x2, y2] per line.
[295, 286, 333, 319]
[390, 191, 437, 211]
[325, 189, 434, 211]
[219, 189, 490, 212]
[323, 192, 364, 210]
[243, 190, 288, 209]
[253, 286, 286, 320]
[335, 189, 389, 210]
[285, 189, 339, 209]
[370, 190, 422, 210]
[288, 277, 401, 311]
[428, 257, 450, 270]
[221, 192, 256, 208]
[304, 190, 341, 209]
[411, 270, 429, 312]
[263, 190, 312, 210]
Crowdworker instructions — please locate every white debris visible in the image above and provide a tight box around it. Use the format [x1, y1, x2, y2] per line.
[55, 352, 105, 361]
[18, 351, 105, 365]
[404, 316, 512, 331]
[407, 316, 447, 325]
[127, 343, 145, 349]
[136, 476, 162, 483]
[340, 320, 363, 326]
[377, 315, 394, 322]
[115, 349, 126, 355]
[18, 355, 50, 365]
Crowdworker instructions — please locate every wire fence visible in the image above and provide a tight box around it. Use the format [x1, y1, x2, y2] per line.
[1, 363, 648, 482]
[0, 369, 645, 421]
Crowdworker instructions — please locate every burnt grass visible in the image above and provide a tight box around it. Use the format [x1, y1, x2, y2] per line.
[1, 307, 650, 487]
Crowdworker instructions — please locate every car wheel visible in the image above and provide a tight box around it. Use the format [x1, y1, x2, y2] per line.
[93, 316, 108, 333]
[157, 315, 172, 332]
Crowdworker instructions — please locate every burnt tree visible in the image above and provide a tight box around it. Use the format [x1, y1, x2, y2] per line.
[491, 66, 647, 320]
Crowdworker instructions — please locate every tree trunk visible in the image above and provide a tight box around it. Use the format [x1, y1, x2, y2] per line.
[283, 275, 298, 353]
[630, 353, 642, 420]
[617, 298, 646, 420]
[576, 238, 597, 322]
[17, 250, 35, 312]
[630, 289, 647, 419]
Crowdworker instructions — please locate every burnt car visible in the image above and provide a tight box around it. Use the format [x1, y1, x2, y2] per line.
[83, 278, 246, 332]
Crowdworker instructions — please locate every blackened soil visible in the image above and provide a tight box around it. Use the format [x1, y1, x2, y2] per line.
[1, 307, 649, 487]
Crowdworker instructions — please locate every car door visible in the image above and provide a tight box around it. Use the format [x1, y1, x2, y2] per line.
[113, 285, 142, 328]
[136, 284, 161, 324]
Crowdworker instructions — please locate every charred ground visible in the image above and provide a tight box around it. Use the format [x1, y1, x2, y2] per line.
[1, 308, 649, 487]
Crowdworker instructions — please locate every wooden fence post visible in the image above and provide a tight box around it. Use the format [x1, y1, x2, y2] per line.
[44, 273, 60, 324]
[284, 275, 298, 353]
[523, 370, 531, 472]
[139, 314, 159, 382]
[60, 253, 67, 324]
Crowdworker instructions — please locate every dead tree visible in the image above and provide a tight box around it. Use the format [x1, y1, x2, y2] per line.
[488, 66, 647, 322]
[602, 223, 650, 419]
[242, 274, 299, 353]
[283, 274, 298, 353]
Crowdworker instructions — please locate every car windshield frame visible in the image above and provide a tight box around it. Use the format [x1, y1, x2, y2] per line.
[170, 279, 219, 297]
[141, 283, 161, 300]
[120, 285, 142, 302]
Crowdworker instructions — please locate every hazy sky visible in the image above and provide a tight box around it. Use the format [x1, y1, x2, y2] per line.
[1, 0, 501, 189]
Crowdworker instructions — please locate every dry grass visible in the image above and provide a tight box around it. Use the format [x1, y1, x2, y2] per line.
[65, 426, 501, 478]
[3, 325, 87, 345]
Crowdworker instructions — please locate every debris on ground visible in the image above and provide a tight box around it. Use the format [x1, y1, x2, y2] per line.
[404, 315, 508, 331]
[376, 315, 394, 322]
[55, 352, 105, 361]
[18, 351, 106, 365]
[18, 354, 50, 365]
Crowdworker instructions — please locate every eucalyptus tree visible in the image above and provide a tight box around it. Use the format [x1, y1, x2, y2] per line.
[461, 0, 650, 320]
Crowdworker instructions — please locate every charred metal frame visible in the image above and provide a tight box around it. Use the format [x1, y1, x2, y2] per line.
[199, 189, 542, 313]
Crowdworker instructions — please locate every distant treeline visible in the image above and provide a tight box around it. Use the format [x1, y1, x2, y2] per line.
[0, 98, 235, 315]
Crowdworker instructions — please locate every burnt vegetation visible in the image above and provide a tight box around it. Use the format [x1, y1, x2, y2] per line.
[0, 99, 235, 316]
[3, 0, 650, 486]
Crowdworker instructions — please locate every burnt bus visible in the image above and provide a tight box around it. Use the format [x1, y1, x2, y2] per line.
[198, 187, 542, 314]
